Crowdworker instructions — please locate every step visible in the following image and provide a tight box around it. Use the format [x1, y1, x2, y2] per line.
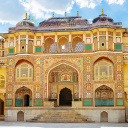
[27, 109, 90, 123]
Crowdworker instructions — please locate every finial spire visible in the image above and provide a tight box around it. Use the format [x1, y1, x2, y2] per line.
[29, 15, 30, 20]
[65, 11, 66, 17]
[102, 9, 104, 14]
[26, 13, 28, 19]
[32, 19, 33, 22]
[77, 10, 79, 16]
[53, 12, 54, 18]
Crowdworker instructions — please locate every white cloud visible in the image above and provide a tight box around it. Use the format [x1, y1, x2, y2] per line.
[75, 0, 102, 8]
[0, 0, 126, 25]
[106, 0, 125, 5]
[19, 0, 74, 19]
[0, 0, 26, 25]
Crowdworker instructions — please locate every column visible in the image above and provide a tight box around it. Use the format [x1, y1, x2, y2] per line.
[8, 37, 10, 47]
[41, 35, 44, 52]
[69, 34, 72, 52]
[106, 31, 108, 50]
[18, 35, 20, 53]
[26, 35, 28, 53]
[55, 34, 58, 53]
[33, 35, 36, 53]
[97, 31, 100, 50]
[83, 33, 85, 52]
[121, 32, 122, 43]
[113, 32, 116, 51]
[14, 37, 16, 53]
[91, 33, 94, 51]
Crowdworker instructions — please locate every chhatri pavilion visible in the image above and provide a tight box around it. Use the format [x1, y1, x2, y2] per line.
[0, 10, 128, 122]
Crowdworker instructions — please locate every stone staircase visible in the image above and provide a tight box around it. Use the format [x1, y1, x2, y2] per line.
[27, 109, 90, 123]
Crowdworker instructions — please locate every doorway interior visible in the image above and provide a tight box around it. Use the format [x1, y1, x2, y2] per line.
[59, 87, 72, 106]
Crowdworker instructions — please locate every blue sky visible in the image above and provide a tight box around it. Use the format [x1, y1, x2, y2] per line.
[0, 0, 127, 34]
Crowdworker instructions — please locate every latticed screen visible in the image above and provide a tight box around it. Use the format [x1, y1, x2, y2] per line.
[16, 63, 33, 81]
[0, 75, 5, 88]
[75, 42, 84, 52]
[94, 60, 113, 80]
[49, 44, 58, 53]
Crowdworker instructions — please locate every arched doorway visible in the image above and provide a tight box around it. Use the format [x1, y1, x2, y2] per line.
[24, 94, 29, 107]
[48, 64, 79, 106]
[59, 88, 72, 106]
[0, 99, 4, 115]
[101, 111, 108, 122]
[15, 86, 32, 107]
[17, 111, 24, 121]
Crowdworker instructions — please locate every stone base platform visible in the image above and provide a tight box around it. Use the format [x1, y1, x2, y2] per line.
[5, 107, 125, 123]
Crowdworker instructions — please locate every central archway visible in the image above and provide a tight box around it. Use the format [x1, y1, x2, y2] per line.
[48, 63, 79, 106]
[59, 88, 72, 106]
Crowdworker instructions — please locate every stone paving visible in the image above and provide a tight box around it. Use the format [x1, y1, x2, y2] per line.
[0, 122, 127, 128]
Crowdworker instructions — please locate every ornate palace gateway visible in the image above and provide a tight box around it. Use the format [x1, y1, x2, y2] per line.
[0, 10, 128, 122]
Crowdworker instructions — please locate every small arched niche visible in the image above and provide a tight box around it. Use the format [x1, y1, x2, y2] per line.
[101, 111, 108, 122]
[17, 111, 24, 121]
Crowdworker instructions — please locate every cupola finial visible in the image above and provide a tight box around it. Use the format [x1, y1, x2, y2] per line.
[53, 12, 54, 18]
[26, 13, 28, 19]
[65, 11, 66, 17]
[102, 9, 104, 14]
[77, 10, 79, 16]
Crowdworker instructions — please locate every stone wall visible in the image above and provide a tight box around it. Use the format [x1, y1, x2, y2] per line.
[5, 107, 125, 123]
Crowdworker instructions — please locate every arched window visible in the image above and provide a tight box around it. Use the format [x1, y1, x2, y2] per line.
[16, 62, 33, 81]
[0, 75, 5, 88]
[94, 59, 113, 80]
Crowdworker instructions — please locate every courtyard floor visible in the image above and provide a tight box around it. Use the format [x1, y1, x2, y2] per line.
[0, 122, 127, 128]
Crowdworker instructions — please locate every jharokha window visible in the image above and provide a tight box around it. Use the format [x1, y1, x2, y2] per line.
[94, 59, 113, 80]
[16, 63, 33, 81]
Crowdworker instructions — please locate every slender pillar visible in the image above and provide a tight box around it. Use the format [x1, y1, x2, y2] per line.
[14, 37, 16, 53]
[113, 32, 116, 51]
[97, 31, 100, 50]
[33, 35, 36, 53]
[26, 35, 28, 53]
[18, 35, 20, 53]
[55, 34, 58, 53]
[8, 37, 10, 47]
[106, 31, 108, 50]
[41, 35, 44, 52]
[69, 34, 72, 52]
[91, 33, 94, 51]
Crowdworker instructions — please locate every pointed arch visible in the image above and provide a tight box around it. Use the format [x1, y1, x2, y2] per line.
[58, 37, 69, 53]
[72, 36, 83, 52]
[44, 60, 82, 99]
[15, 60, 33, 82]
[15, 86, 32, 107]
[44, 37, 54, 53]
[93, 57, 114, 80]
[95, 85, 114, 106]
